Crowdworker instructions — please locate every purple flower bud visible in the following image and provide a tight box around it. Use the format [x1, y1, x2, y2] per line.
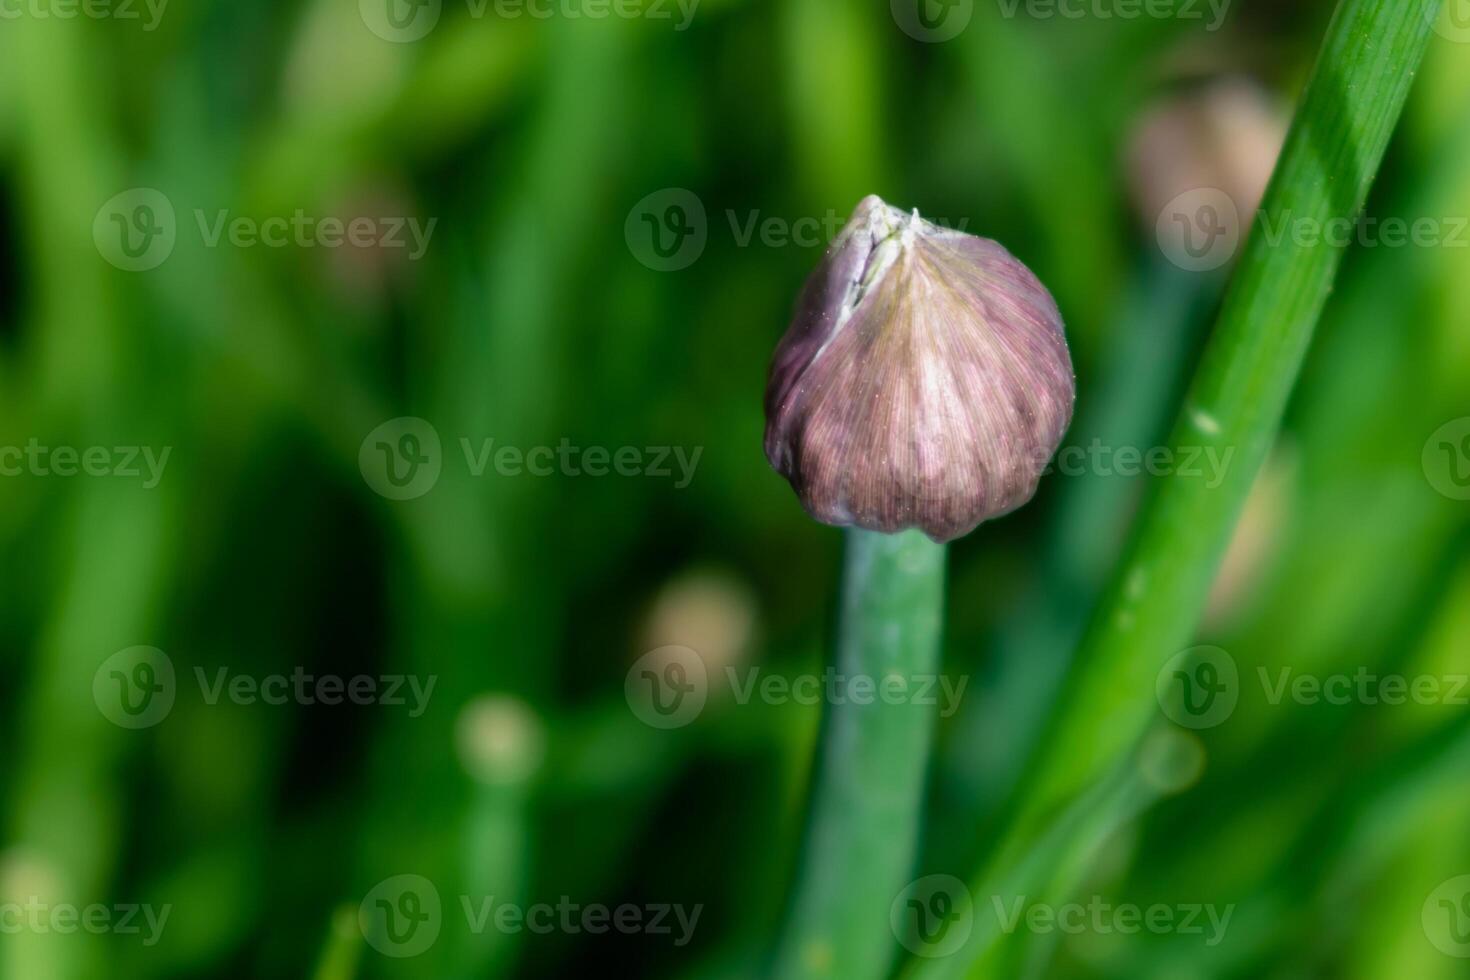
[764, 196, 1076, 543]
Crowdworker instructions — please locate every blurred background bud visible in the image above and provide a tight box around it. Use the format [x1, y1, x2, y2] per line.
[455, 695, 546, 787]
[639, 567, 759, 678]
[1127, 76, 1289, 235]
[322, 180, 425, 311]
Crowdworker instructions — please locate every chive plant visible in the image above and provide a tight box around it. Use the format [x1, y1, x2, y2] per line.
[764, 196, 1076, 977]
[765, 0, 1440, 974]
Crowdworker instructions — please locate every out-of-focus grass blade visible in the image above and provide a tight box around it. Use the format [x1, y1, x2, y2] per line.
[311, 906, 362, 980]
[1034, 0, 1442, 815]
[905, 0, 1443, 976]
[779, 0, 884, 204]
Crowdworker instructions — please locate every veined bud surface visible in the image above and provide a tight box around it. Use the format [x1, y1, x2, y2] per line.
[764, 196, 1075, 543]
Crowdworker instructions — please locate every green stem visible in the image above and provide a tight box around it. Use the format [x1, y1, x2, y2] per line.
[774, 528, 947, 980]
[1028, 0, 1442, 841]
[906, 0, 1440, 976]
[309, 907, 362, 980]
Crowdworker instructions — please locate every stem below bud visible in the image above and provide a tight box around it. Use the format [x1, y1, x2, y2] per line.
[772, 529, 947, 979]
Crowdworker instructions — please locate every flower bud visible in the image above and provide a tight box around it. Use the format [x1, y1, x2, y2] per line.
[764, 196, 1075, 542]
[455, 695, 545, 787]
[1126, 76, 1287, 230]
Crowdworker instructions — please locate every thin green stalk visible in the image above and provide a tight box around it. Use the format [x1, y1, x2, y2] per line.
[355, 21, 632, 978]
[906, 0, 1440, 976]
[1027, 0, 1442, 839]
[2, 14, 178, 980]
[774, 528, 946, 980]
[310, 906, 362, 980]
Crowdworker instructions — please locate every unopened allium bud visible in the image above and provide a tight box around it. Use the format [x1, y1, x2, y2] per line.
[764, 196, 1075, 543]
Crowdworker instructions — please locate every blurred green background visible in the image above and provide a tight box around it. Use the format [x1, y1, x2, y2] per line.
[0, 0, 1468, 977]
